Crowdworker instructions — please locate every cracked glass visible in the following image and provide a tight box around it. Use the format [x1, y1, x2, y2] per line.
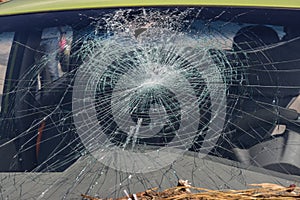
[0, 6, 300, 199]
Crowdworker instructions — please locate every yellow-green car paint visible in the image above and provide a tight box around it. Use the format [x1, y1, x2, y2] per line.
[0, 0, 300, 16]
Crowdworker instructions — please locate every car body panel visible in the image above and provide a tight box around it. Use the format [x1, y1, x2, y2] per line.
[1, 0, 300, 16]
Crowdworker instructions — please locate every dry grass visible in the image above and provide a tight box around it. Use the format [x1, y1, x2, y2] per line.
[82, 180, 300, 200]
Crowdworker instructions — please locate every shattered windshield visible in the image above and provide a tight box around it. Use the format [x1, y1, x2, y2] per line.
[0, 7, 300, 199]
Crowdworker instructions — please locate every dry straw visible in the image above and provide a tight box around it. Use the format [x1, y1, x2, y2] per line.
[82, 180, 300, 200]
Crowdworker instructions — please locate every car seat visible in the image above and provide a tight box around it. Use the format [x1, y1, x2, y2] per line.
[229, 25, 300, 175]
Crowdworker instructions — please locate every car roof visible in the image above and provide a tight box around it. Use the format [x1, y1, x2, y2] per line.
[0, 0, 300, 16]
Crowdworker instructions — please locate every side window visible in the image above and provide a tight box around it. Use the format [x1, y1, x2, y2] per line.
[0, 32, 14, 112]
[36, 26, 73, 90]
